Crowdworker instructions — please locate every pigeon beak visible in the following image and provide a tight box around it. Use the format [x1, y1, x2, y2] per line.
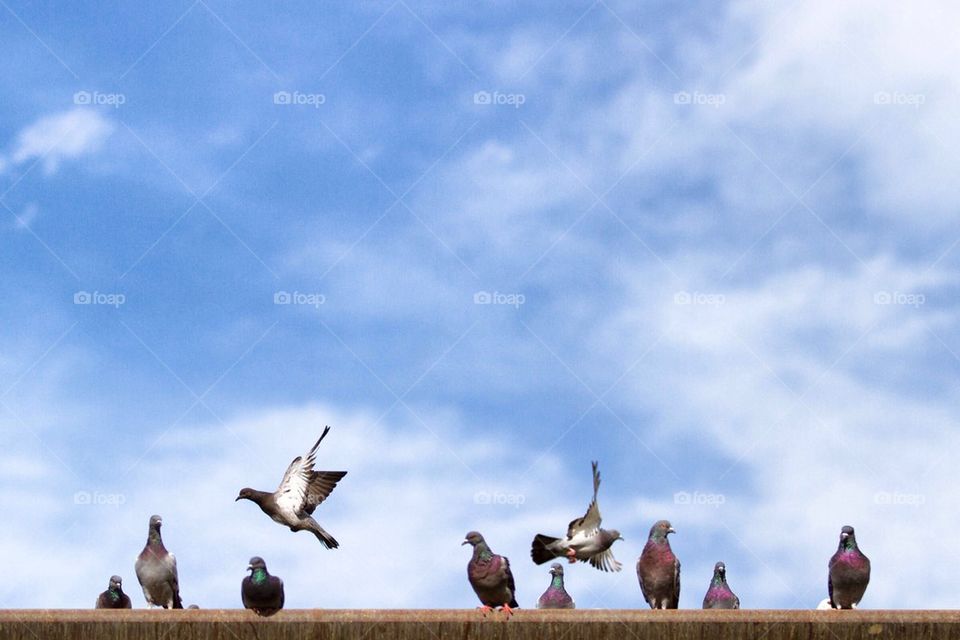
[668, 527, 676, 534]
[235, 496, 241, 501]
[461, 540, 469, 545]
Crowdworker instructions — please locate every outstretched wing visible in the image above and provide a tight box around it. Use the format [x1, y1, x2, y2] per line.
[588, 547, 622, 572]
[566, 461, 602, 538]
[275, 426, 345, 515]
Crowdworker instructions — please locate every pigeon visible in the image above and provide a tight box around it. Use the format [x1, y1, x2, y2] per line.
[636, 520, 680, 609]
[236, 426, 347, 548]
[536, 563, 575, 609]
[828, 525, 870, 609]
[241, 556, 285, 617]
[702, 562, 739, 609]
[463, 531, 519, 614]
[95, 575, 132, 609]
[134, 515, 183, 609]
[531, 461, 623, 572]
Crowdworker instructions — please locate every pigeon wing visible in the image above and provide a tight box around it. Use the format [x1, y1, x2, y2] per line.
[274, 427, 332, 515]
[565, 461, 602, 538]
[588, 547, 622, 572]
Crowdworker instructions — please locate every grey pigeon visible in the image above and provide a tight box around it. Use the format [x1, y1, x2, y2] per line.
[236, 426, 347, 548]
[636, 520, 680, 609]
[531, 461, 623, 572]
[463, 531, 518, 614]
[241, 556, 285, 617]
[702, 562, 739, 609]
[828, 525, 870, 609]
[134, 515, 183, 609]
[95, 575, 131, 609]
[536, 563, 575, 609]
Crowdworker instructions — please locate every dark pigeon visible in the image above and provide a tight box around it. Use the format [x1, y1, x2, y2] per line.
[236, 426, 347, 548]
[636, 520, 680, 609]
[95, 575, 132, 609]
[242, 556, 285, 617]
[134, 515, 183, 609]
[464, 531, 519, 614]
[828, 525, 870, 609]
[536, 563, 575, 609]
[702, 562, 739, 609]
[531, 461, 624, 572]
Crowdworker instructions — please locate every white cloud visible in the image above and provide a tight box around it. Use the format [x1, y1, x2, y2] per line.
[2, 109, 114, 175]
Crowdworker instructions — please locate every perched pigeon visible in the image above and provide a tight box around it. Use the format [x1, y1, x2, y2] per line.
[187, 604, 200, 610]
[95, 575, 132, 609]
[463, 531, 519, 614]
[241, 556, 285, 617]
[637, 520, 680, 609]
[702, 562, 739, 609]
[828, 525, 870, 609]
[134, 515, 183, 609]
[236, 426, 347, 549]
[537, 563, 575, 609]
[531, 461, 623, 572]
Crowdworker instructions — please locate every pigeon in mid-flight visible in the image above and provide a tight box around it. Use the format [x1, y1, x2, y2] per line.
[702, 562, 739, 609]
[531, 461, 623, 572]
[241, 557, 285, 617]
[637, 520, 680, 609]
[537, 563, 575, 609]
[134, 515, 183, 609]
[236, 426, 347, 548]
[464, 531, 519, 614]
[95, 575, 132, 609]
[828, 525, 870, 609]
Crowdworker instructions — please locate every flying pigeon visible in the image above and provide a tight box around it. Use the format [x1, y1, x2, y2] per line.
[134, 515, 183, 609]
[236, 426, 347, 548]
[95, 575, 132, 609]
[531, 461, 623, 572]
[536, 563, 575, 609]
[828, 525, 870, 609]
[463, 531, 519, 614]
[241, 556, 285, 617]
[636, 520, 680, 609]
[702, 562, 739, 609]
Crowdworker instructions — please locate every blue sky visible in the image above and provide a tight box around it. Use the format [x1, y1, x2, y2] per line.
[1, 0, 959, 610]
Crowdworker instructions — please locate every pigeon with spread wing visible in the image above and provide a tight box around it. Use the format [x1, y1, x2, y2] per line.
[531, 461, 623, 572]
[236, 426, 347, 548]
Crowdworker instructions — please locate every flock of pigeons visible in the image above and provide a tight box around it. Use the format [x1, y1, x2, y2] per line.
[94, 428, 871, 615]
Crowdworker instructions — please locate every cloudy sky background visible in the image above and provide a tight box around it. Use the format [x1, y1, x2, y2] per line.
[2, 0, 959, 610]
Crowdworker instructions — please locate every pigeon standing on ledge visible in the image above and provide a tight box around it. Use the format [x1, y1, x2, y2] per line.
[702, 562, 739, 609]
[531, 461, 624, 572]
[236, 426, 347, 548]
[464, 531, 519, 615]
[134, 515, 183, 609]
[242, 556, 285, 616]
[537, 563, 575, 609]
[95, 575, 131, 609]
[828, 525, 870, 609]
[637, 520, 680, 609]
